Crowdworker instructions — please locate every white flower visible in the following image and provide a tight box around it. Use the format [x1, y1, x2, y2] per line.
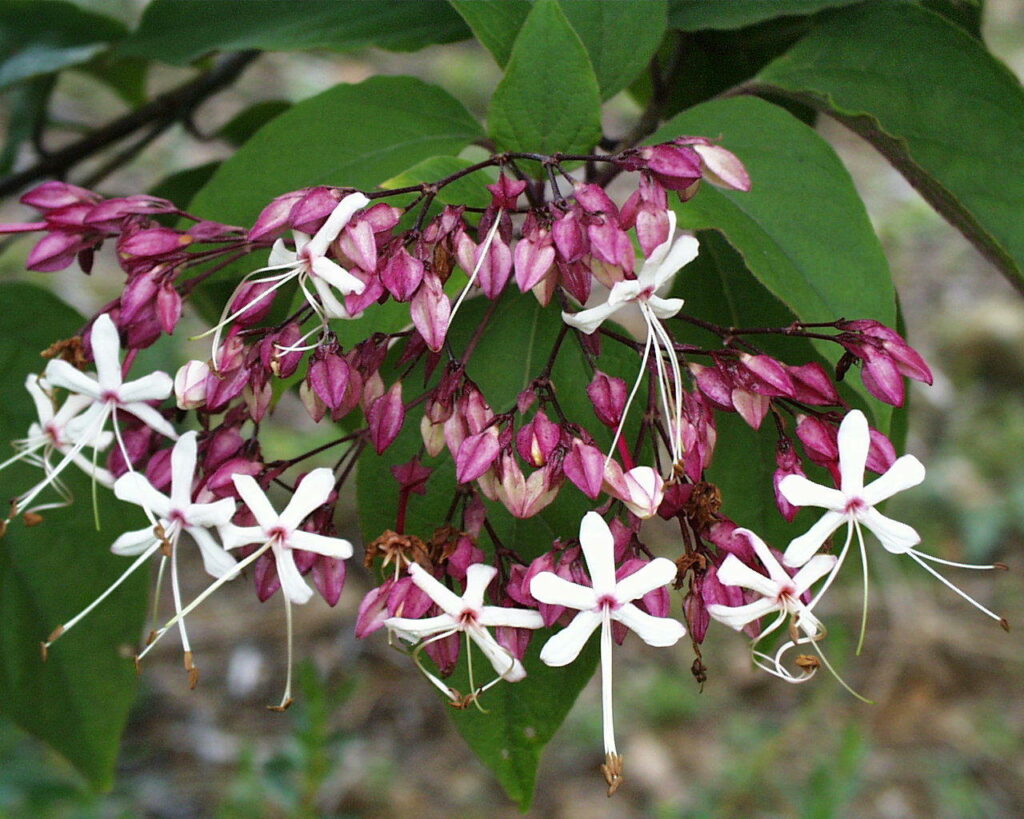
[708, 528, 836, 683]
[220, 468, 353, 605]
[780, 409, 1005, 631]
[385, 562, 544, 703]
[561, 212, 699, 474]
[530, 511, 685, 794]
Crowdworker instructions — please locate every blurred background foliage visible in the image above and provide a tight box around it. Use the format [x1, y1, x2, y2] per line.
[0, 0, 1022, 816]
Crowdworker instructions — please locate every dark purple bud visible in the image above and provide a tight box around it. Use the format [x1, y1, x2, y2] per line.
[445, 537, 484, 582]
[308, 350, 351, 410]
[708, 520, 757, 564]
[391, 458, 432, 495]
[486, 174, 527, 210]
[203, 426, 244, 470]
[367, 382, 404, 454]
[424, 629, 460, 677]
[773, 439, 806, 522]
[788, 362, 840, 405]
[689, 363, 734, 410]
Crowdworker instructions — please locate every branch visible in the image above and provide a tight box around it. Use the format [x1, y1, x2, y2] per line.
[0, 51, 260, 198]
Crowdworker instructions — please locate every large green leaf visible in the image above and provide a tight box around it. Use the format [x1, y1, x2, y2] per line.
[454, 0, 666, 100]
[651, 96, 894, 428]
[0, 0, 126, 90]
[357, 290, 643, 807]
[487, 0, 602, 156]
[0, 283, 147, 788]
[752, 1, 1024, 293]
[667, 0, 865, 30]
[118, 0, 470, 64]
[185, 75, 483, 331]
[0, 75, 54, 175]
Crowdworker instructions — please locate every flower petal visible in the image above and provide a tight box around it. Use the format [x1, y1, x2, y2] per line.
[184, 497, 236, 528]
[89, 313, 123, 391]
[613, 557, 676, 603]
[837, 409, 870, 494]
[530, 571, 597, 611]
[647, 295, 685, 320]
[110, 526, 156, 555]
[538, 609, 602, 667]
[651, 234, 699, 292]
[478, 605, 544, 630]
[311, 256, 365, 295]
[43, 359, 101, 399]
[783, 510, 847, 567]
[778, 474, 845, 511]
[386, 613, 456, 643]
[708, 598, 778, 631]
[578, 511, 616, 594]
[267, 238, 297, 267]
[468, 624, 525, 681]
[716, 554, 778, 599]
[307, 192, 369, 257]
[188, 526, 238, 578]
[113, 472, 171, 519]
[637, 210, 677, 278]
[561, 300, 621, 335]
[861, 454, 926, 506]
[218, 523, 264, 550]
[407, 563, 467, 617]
[169, 430, 198, 508]
[120, 401, 178, 440]
[791, 553, 838, 593]
[859, 507, 921, 553]
[287, 529, 353, 559]
[462, 563, 498, 609]
[612, 602, 686, 646]
[232, 474, 278, 528]
[274, 544, 313, 604]
[117, 371, 173, 404]
[279, 467, 334, 529]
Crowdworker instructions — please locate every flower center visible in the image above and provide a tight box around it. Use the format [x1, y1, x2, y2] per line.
[100, 389, 120, 404]
[596, 594, 619, 611]
[267, 525, 289, 545]
[457, 608, 479, 629]
[844, 496, 866, 515]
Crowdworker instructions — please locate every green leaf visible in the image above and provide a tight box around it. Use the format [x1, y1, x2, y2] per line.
[75, 54, 148, 106]
[0, 283, 147, 789]
[357, 290, 643, 807]
[216, 100, 291, 148]
[455, 0, 666, 101]
[119, 0, 470, 64]
[753, 1, 1024, 293]
[651, 96, 894, 428]
[667, 0, 865, 30]
[487, 0, 602, 156]
[0, 0, 126, 90]
[185, 75, 483, 326]
[0, 75, 54, 175]
[148, 162, 221, 211]
[382, 156, 495, 209]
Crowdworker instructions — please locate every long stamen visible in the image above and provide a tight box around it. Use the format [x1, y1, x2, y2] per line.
[854, 521, 870, 656]
[168, 533, 194, 684]
[606, 322, 653, 468]
[802, 629, 873, 704]
[409, 628, 461, 702]
[269, 594, 295, 711]
[646, 311, 685, 468]
[449, 209, 503, 324]
[599, 608, 624, 796]
[646, 314, 677, 468]
[808, 523, 855, 611]
[907, 550, 1007, 626]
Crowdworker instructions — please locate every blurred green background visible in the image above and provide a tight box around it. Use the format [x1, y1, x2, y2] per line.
[0, 2, 1022, 817]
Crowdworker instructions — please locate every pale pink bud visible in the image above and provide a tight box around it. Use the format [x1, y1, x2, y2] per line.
[497, 455, 558, 518]
[562, 440, 605, 499]
[420, 415, 446, 457]
[21, 181, 99, 210]
[460, 385, 493, 434]
[355, 580, 394, 638]
[249, 190, 306, 242]
[587, 371, 627, 427]
[300, 380, 327, 422]
[687, 141, 751, 192]
[367, 382, 404, 454]
[381, 247, 424, 302]
[515, 410, 560, 467]
[634, 205, 670, 257]
[455, 428, 501, 484]
[338, 219, 377, 273]
[475, 234, 513, 299]
[360, 370, 385, 411]
[157, 283, 182, 334]
[244, 374, 272, 422]
[513, 231, 555, 292]
[588, 219, 634, 275]
[410, 272, 450, 353]
[312, 556, 346, 606]
[731, 389, 771, 429]
[621, 466, 664, 519]
[174, 360, 210, 409]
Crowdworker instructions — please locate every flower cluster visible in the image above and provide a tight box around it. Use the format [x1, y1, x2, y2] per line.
[1, 138, 1005, 794]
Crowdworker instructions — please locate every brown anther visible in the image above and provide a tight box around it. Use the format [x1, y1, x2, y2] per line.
[795, 654, 820, 672]
[691, 657, 707, 685]
[1000, 617, 1010, 632]
[154, 523, 173, 556]
[682, 482, 722, 530]
[267, 698, 294, 712]
[23, 511, 43, 527]
[47, 624, 64, 644]
[40, 642, 49, 662]
[184, 651, 199, 690]
[364, 529, 430, 571]
[433, 243, 455, 284]
[146, 630, 158, 646]
[41, 336, 88, 369]
[994, 562, 1009, 571]
[133, 655, 142, 675]
[601, 752, 624, 796]
[0, 518, 7, 539]
[788, 619, 801, 644]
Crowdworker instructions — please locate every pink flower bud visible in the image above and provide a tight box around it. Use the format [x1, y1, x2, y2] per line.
[300, 380, 326, 422]
[689, 362, 734, 410]
[861, 354, 906, 407]
[486, 174, 528, 209]
[174, 360, 210, 409]
[731, 389, 771, 429]
[119, 271, 160, 324]
[229, 280, 277, 327]
[460, 385, 494, 434]
[157, 283, 182, 334]
[642, 144, 702, 191]
[204, 365, 249, 412]
[708, 520, 757, 563]
[367, 382, 404, 454]
[563, 440, 605, 499]
[455, 428, 501, 484]
[289, 186, 341, 235]
[338, 218, 377, 273]
[381, 246, 424, 302]
[588, 219, 634, 275]
[552, 210, 587, 262]
[513, 230, 555, 292]
[773, 439, 806, 523]
[679, 139, 752, 192]
[312, 555, 346, 606]
[788, 362, 840, 405]
[497, 456, 559, 518]
[495, 621, 533, 662]
[587, 371, 627, 428]
[21, 181, 99, 210]
[475, 234, 513, 299]
[620, 466, 665, 519]
[308, 350, 351, 410]
[795, 414, 839, 462]
[261, 323, 303, 378]
[739, 353, 794, 397]
[574, 183, 619, 217]
[249, 189, 306, 242]
[202, 426, 243, 470]
[355, 581, 394, 638]
[205, 457, 262, 499]
[145, 447, 174, 492]
[85, 195, 177, 232]
[26, 231, 91, 272]
[515, 410, 560, 467]
[410, 272, 450, 353]
[119, 227, 191, 259]
[445, 536, 484, 582]
[424, 630, 460, 676]
[867, 427, 897, 474]
[420, 415, 446, 457]
[391, 458, 432, 494]
[244, 374, 272, 422]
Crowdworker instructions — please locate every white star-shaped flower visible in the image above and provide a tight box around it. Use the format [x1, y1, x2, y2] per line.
[220, 468, 353, 605]
[385, 562, 544, 703]
[530, 511, 685, 794]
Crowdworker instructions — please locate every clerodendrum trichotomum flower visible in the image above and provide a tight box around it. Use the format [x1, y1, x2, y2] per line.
[561, 211, 699, 475]
[385, 562, 543, 707]
[779, 409, 1007, 644]
[530, 512, 685, 795]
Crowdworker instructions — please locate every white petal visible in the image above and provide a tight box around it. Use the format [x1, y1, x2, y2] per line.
[188, 526, 238, 578]
[311, 256, 365, 295]
[407, 563, 467, 617]
[614, 557, 677, 603]
[708, 598, 778, 631]
[307, 192, 370, 256]
[24, 375, 54, 424]
[651, 234, 699, 292]
[859, 508, 921, 553]
[110, 526, 156, 555]
[778, 474, 845, 511]
[578, 511, 616, 594]
[561, 300, 621, 335]
[462, 563, 498, 609]
[791, 553, 838, 593]
[735, 528, 791, 586]
[117, 371, 173, 403]
[309, 275, 351, 318]
[783, 510, 847, 567]
[169, 431, 198, 508]
[647, 295, 685, 320]
[43, 359, 101, 399]
[529, 572, 597, 611]
[637, 210, 677, 278]
[219, 523, 264, 551]
[279, 467, 334, 529]
[861, 454, 926, 506]
[385, 613, 456, 642]
[275, 545, 313, 604]
[716, 554, 778, 598]
[613, 603, 686, 646]
[837, 409, 870, 494]
[184, 497, 236, 528]
[113, 472, 171, 518]
[538, 609, 602, 667]
[468, 624, 524, 681]
[267, 238, 297, 267]
[286, 529, 353, 559]
[232, 474, 279, 528]
[89, 313, 123, 391]
[478, 605, 544, 630]
[120, 401, 178, 439]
